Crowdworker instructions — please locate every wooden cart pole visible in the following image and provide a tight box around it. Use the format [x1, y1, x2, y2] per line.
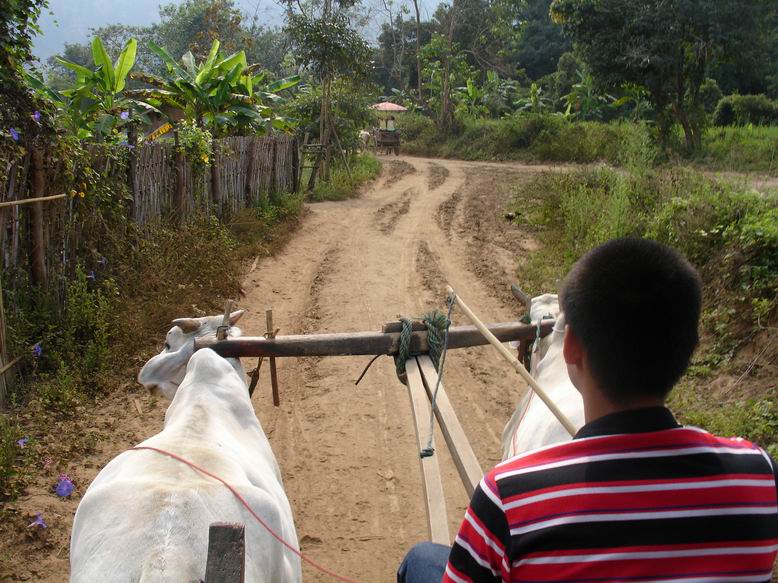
[446, 286, 576, 436]
[204, 523, 245, 583]
[266, 309, 280, 407]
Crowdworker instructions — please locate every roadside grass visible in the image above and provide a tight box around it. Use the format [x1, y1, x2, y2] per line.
[507, 160, 778, 452]
[310, 153, 381, 202]
[0, 195, 304, 502]
[401, 113, 778, 175]
[695, 125, 778, 175]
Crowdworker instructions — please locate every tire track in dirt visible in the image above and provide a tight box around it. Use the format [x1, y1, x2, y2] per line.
[435, 189, 463, 239]
[374, 189, 413, 235]
[427, 162, 450, 191]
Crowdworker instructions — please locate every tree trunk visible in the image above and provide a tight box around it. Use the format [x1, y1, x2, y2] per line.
[30, 149, 47, 287]
[412, 0, 423, 100]
[439, 1, 457, 130]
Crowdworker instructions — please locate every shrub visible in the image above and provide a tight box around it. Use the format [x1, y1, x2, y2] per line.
[713, 94, 778, 126]
[699, 78, 723, 114]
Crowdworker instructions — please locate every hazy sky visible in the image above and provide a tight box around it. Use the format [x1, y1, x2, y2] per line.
[32, 0, 439, 63]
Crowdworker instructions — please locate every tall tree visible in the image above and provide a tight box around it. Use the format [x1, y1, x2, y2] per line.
[285, 0, 372, 150]
[493, 0, 569, 79]
[551, 0, 766, 150]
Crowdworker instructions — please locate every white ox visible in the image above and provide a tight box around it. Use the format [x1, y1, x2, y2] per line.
[70, 311, 301, 583]
[501, 293, 585, 460]
[358, 129, 374, 151]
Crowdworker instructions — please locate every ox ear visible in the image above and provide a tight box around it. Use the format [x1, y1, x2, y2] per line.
[229, 309, 246, 325]
[171, 318, 201, 334]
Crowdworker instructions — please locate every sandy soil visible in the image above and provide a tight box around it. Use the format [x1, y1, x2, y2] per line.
[1, 155, 563, 582]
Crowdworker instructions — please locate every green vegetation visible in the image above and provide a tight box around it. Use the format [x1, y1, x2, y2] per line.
[311, 154, 382, 202]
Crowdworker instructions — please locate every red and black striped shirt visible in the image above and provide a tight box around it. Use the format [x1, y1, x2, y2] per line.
[444, 407, 778, 583]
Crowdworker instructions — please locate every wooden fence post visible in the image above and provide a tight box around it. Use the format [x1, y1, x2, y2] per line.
[292, 137, 300, 194]
[30, 149, 47, 287]
[127, 125, 139, 220]
[174, 129, 186, 224]
[245, 137, 257, 207]
[211, 141, 222, 215]
[269, 139, 278, 194]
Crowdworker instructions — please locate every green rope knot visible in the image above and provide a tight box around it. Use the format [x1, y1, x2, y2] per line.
[394, 310, 450, 384]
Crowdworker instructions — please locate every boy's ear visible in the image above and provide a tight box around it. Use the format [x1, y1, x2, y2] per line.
[563, 325, 584, 367]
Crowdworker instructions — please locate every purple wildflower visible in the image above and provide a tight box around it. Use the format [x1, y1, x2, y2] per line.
[16, 436, 29, 448]
[28, 513, 47, 529]
[86, 271, 96, 281]
[32, 111, 41, 123]
[9, 128, 19, 142]
[97, 256, 108, 267]
[55, 474, 75, 497]
[31, 342, 42, 358]
[120, 111, 130, 120]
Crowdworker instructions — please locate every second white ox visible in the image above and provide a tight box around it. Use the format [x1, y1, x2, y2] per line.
[70, 311, 301, 583]
[501, 293, 585, 459]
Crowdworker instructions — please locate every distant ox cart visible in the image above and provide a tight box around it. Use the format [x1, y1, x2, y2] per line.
[70, 284, 583, 581]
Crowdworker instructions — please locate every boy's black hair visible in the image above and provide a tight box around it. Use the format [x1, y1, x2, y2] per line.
[560, 238, 702, 405]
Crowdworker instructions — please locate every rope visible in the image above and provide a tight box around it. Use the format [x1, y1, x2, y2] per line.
[394, 310, 450, 384]
[420, 293, 455, 458]
[131, 446, 361, 583]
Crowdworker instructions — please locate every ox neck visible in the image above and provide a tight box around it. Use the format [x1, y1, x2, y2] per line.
[225, 356, 245, 378]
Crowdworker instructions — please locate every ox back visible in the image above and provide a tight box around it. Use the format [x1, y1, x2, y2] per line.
[69, 349, 301, 582]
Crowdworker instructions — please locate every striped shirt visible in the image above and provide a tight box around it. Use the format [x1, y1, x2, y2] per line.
[444, 407, 778, 583]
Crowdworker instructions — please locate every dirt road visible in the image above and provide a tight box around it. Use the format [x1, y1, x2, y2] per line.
[2, 155, 549, 582]
[242, 155, 545, 581]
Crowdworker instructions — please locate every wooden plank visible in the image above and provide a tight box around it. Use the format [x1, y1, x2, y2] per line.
[406, 358, 450, 544]
[204, 522, 245, 583]
[266, 309, 280, 407]
[195, 320, 555, 358]
[416, 355, 483, 497]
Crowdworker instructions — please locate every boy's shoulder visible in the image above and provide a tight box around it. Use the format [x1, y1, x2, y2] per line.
[489, 425, 768, 486]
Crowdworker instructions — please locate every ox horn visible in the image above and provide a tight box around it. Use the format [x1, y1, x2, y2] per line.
[171, 318, 201, 333]
[511, 283, 531, 309]
[229, 309, 246, 325]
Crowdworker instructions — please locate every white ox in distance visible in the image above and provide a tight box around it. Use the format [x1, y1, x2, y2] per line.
[70, 311, 301, 583]
[501, 293, 585, 459]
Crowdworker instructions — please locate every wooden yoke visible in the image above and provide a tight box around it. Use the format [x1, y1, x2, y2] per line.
[195, 320, 555, 358]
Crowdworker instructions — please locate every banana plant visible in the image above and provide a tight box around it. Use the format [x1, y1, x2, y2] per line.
[454, 78, 488, 118]
[127, 40, 300, 135]
[515, 83, 552, 115]
[561, 71, 614, 121]
[38, 37, 140, 138]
